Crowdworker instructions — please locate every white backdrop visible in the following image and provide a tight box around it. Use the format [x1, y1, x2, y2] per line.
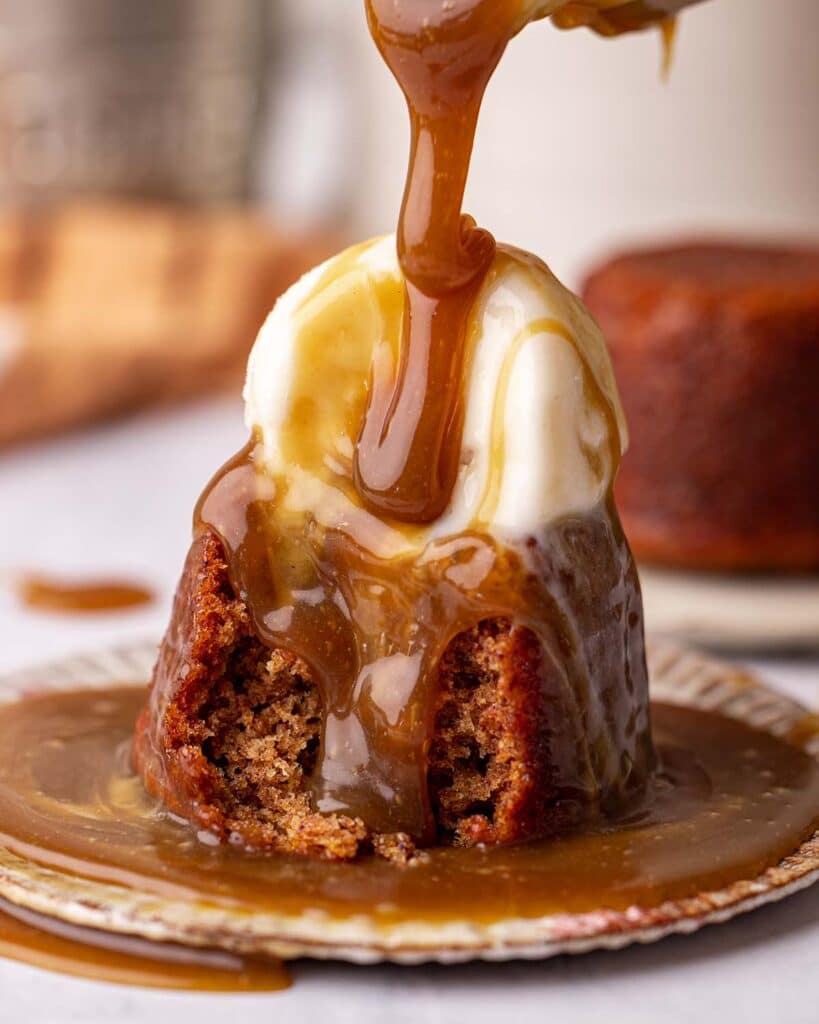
[343, 0, 819, 286]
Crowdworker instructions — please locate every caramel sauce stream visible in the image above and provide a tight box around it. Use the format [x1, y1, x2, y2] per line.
[354, 0, 682, 523]
[354, 0, 518, 523]
[0, 899, 289, 992]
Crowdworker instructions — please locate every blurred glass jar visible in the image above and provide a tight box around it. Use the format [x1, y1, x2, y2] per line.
[0, 0, 356, 218]
[0, 0, 272, 204]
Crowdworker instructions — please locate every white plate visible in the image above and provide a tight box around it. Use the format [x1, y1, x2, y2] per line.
[640, 567, 819, 651]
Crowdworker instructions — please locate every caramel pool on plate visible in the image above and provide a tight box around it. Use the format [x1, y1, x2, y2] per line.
[1, 688, 817, 926]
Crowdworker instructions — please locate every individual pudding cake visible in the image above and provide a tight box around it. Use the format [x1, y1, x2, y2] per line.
[134, 237, 654, 861]
[583, 242, 819, 572]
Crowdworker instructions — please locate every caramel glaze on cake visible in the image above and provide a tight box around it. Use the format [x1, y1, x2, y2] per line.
[134, 520, 651, 862]
[583, 242, 819, 572]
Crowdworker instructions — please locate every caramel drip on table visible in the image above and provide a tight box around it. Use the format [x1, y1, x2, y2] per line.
[0, 899, 289, 992]
[16, 575, 153, 614]
[191, 0, 669, 841]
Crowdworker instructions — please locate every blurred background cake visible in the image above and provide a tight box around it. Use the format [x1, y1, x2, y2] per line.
[582, 241, 819, 572]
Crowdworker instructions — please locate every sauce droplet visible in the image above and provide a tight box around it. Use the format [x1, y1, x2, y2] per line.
[660, 17, 678, 78]
[15, 575, 154, 614]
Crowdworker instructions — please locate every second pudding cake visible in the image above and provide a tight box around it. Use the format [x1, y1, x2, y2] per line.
[583, 242, 819, 572]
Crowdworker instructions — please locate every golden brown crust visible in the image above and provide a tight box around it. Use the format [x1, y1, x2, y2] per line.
[582, 242, 819, 571]
[135, 533, 599, 859]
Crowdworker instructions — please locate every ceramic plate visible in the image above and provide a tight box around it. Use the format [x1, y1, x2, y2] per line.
[640, 567, 819, 651]
[0, 640, 818, 964]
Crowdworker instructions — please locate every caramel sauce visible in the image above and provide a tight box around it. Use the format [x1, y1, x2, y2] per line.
[0, 899, 289, 992]
[1, 689, 818, 930]
[16, 575, 153, 614]
[195, 455, 649, 839]
[353, 0, 514, 523]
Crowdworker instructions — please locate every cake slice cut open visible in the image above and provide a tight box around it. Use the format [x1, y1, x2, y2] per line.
[135, 532, 614, 862]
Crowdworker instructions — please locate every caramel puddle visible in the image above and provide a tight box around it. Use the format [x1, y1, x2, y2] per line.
[0, 687, 817, 938]
[0, 898, 289, 992]
[15, 575, 154, 615]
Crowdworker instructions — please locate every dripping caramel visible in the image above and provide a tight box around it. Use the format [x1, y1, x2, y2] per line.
[354, 0, 516, 523]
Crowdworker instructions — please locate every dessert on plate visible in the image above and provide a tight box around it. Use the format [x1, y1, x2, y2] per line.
[4, 0, 819, 989]
[134, 237, 654, 859]
[583, 242, 819, 571]
[132, 0, 712, 862]
[133, 0, 709, 861]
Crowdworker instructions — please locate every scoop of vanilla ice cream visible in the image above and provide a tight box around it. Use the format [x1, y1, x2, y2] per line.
[244, 235, 626, 552]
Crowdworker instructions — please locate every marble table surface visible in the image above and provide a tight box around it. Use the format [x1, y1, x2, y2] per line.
[1, 398, 817, 1024]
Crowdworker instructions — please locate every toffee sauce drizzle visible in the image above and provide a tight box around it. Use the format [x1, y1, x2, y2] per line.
[353, 0, 516, 523]
[0, 898, 289, 992]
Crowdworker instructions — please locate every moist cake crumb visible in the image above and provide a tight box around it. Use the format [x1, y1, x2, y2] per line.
[134, 532, 596, 860]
